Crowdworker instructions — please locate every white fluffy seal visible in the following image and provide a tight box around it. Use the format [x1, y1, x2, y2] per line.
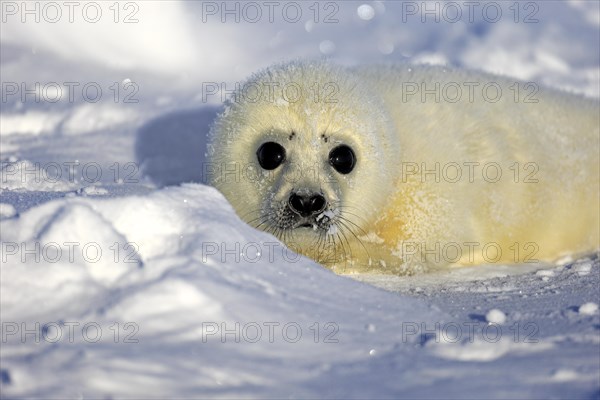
[208, 61, 599, 274]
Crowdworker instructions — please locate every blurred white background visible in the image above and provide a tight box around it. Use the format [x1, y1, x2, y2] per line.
[2, 0, 598, 100]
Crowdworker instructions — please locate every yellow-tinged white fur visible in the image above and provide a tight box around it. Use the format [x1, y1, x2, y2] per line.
[208, 60, 599, 274]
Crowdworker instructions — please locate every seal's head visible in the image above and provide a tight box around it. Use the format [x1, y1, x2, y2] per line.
[208, 61, 399, 265]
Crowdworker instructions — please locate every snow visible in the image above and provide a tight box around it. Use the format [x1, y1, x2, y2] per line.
[1, 1, 599, 398]
[486, 309, 507, 325]
[0, 203, 17, 219]
[579, 302, 599, 316]
[357, 4, 376, 21]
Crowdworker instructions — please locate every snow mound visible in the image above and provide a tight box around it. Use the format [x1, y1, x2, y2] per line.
[1, 184, 447, 398]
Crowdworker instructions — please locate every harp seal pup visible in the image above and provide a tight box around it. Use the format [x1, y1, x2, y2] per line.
[208, 60, 599, 275]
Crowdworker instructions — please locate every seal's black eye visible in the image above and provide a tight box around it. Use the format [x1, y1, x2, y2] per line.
[257, 142, 286, 170]
[329, 145, 356, 174]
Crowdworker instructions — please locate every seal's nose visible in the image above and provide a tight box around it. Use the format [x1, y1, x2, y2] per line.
[288, 193, 326, 217]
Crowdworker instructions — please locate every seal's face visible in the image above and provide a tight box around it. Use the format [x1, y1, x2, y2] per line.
[226, 118, 364, 249]
[254, 140, 356, 234]
[209, 61, 399, 263]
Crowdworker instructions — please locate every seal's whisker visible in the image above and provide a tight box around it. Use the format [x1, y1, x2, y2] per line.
[336, 222, 354, 260]
[314, 231, 327, 261]
[337, 218, 370, 261]
[338, 214, 371, 238]
[336, 207, 369, 224]
[335, 231, 349, 272]
[241, 208, 262, 221]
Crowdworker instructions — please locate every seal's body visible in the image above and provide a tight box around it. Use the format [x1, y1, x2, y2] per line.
[208, 61, 599, 274]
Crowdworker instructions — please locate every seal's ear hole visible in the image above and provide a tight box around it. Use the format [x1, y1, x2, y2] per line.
[329, 145, 356, 174]
[257, 142, 286, 170]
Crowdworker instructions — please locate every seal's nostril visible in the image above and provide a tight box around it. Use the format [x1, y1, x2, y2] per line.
[288, 194, 307, 215]
[309, 194, 326, 213]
